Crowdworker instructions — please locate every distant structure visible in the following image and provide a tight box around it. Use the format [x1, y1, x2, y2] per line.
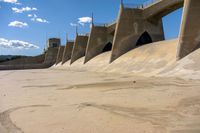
[47, 38, 61, 48]
[1, 0, 200, 70]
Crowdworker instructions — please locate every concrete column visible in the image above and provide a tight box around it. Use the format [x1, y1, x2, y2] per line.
[62, 41, 74, 64]
[43, 47, 59, 67]
[177, 0, 200, 60]
[55, 46, 65, 65]
[84, 25, 109, 63]
[110, 6, 164, 62]
[70, 35, 88, 64]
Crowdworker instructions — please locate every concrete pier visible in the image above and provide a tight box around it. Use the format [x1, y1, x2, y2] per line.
[110, 4, 164, 62]
[177, 0, 200, 59]
[84, 25, 114, 63]
[56, 46, 65, 65]
[71, 35, 88, 64]
[62, 41, 74, 64]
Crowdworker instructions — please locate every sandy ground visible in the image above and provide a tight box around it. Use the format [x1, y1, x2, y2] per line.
[0, 68, 200, 133]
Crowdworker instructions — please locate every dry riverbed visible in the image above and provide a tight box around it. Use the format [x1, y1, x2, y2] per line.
[0, 68, 200, 133]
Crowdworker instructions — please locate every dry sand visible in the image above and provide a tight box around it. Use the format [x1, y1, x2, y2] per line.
[1, 68, 200, 133]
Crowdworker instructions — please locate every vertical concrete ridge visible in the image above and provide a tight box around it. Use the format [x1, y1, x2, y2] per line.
[84, 25, 111, 64]
[43, 47, 59, 67]
[110, 5, 164, 63]
[62, 41, 74, 64]
[177, 0, 200, 60]
[55, 46, 65, 65]
[70, 35, 88, 64]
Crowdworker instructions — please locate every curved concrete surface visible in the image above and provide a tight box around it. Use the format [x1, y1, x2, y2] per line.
[60, 39, 178, 76]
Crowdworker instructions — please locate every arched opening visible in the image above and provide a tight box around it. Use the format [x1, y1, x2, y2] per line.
[102, 42, 112, 53]
[136, 31, 152, 47]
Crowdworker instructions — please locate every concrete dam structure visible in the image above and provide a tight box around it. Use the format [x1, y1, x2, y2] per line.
[0, 0, 200, 77]
[2, 1, 200, 132]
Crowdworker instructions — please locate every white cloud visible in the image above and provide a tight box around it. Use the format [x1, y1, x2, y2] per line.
[0, 0, 21, 4]
[70, 23, 78, 27]
[29, 14, 49, 23]
[28, 14, 32, 17]
[0, 38, 39, 49]
[8, 21, 28, 28]
[78, 17, 92, 26]
[12, 6, 37, 13]
[70, 17, 92, 27]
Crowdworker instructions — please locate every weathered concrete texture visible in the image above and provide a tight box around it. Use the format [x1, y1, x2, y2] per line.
[64, 39, 177, 76]
[0, 47, 59, 70]
[143, 0, 184, 20]
[55, 46, 65, 65]
[70, 35, 88, 64]
[47, 38, 61, 48]
[43, 47, 59, 67]
[110, 5, 164, 62]
[84, 25, 114, 63]
[177, 0, 200, 60]
[62, 41, 74, 64]
[0, 54, 45, 66]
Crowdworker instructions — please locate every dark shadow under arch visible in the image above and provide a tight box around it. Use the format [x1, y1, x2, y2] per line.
[102, 42, 112, 53]
[136, 31, 152, 47]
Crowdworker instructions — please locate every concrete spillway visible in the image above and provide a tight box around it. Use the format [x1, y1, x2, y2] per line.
[59, 39, 177, 76]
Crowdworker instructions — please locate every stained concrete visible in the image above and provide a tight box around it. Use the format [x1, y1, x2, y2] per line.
[55, 46, 65, 65]
[84, 25, 114, 63]
[177, 0, 200, 59]
[0, 47, 59, 70]
[143, 0, 184, 20]
[71, 35, 88, 64]
[110, 5, 164, 62]
[62, 41, 74, 64]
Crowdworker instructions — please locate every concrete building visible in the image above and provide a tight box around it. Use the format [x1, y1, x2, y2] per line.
[47, 38, 61, 48]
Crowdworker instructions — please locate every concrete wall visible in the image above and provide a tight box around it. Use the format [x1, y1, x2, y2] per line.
[0, 47, 59, 70]
[55, 46, 65, 65]
[110, 5, 164, 62]
[71, 35, 88, 64]
[62, 41, 74, 64]
[44, 47, 59, 67]
[84, 25, 112, 63]
[0, 54, 45, 65]
[177, 0, 200, 59]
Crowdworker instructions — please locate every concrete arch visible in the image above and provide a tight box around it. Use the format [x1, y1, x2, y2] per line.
[110, 5, 164, 62]
[102, 42, 112, 52]
[136, 31, 152, 47]
[143, 0, 184, 20]
[84, 25, 114, 63]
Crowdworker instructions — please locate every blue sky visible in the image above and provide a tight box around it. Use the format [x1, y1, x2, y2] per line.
[0, 0, 183, 56]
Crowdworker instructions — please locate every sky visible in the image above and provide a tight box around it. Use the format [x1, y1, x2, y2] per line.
[0, 0, 183, 56]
